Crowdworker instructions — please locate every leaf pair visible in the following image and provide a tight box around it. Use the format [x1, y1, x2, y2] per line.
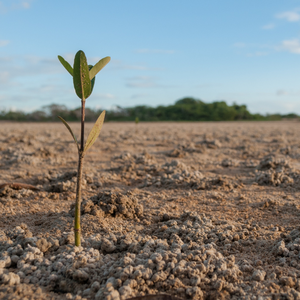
[58, 110, 106, 155]
[58, 51, 111, 100]
[57, 50, 109, 154]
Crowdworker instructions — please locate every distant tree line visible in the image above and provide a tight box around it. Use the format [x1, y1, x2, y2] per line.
[0, 98, 298, 122]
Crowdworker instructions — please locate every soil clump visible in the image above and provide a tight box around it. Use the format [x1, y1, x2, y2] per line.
[1, 121, 300, 299]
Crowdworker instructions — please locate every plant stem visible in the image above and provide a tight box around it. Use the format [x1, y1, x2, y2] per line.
[74, 99, 86, 247]
[74, 153, 84, 246]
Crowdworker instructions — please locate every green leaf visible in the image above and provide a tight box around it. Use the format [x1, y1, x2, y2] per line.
[73, 50, 92, 100]
[58, 116, 79, 152]
[58, 55, 73, 76]
[89, 56, 111, 80]
[83, 110, 106, 153]
[88, 65, 95, 93]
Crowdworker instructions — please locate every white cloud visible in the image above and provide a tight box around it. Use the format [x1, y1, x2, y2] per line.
[135, 49, 175, 54]
[276, 89, 289, 96]
[21, 1, 30, 9]
[0, 71, 11, 84]
[276, 89, 300, 96]
[0, 54, 62, 87]
[276, 10, 300, 22]
[0, 40, 9, 47]
[0, 0, 32, 13]
[281, 103, 298, 111]
[233, 42, 272, 57]
[262, 23, 275, 30]
[235, 36, 300, 56]
[279, 38, 300, 54]
[251, 99, 300, 114]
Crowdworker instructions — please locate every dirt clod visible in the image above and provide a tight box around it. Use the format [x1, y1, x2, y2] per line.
[1, 121, 300, 299]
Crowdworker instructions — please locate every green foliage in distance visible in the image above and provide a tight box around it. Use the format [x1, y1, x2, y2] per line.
[105, 98, 264, 122]
[1, 99, 298, 122]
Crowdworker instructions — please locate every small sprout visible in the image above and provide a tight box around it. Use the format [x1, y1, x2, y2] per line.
[58, 50, 110, 246]
[135, 117, 139, 133]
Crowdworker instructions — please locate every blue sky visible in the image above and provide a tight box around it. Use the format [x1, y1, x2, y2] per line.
[1, 0, 300, 114]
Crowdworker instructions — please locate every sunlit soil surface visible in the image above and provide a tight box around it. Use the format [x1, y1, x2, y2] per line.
[1, 121, 300, 299]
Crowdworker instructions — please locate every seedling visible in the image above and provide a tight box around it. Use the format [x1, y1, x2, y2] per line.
[135, 117, 139, 133]
[58, 50, 110, 246]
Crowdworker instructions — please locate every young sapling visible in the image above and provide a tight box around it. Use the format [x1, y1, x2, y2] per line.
[58, 50, 110, 246]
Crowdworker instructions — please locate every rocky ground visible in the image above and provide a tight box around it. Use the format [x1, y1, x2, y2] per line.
[1, 121, 300, 300]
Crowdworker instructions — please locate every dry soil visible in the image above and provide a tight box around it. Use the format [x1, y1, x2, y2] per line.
[1, 121, 300, 300]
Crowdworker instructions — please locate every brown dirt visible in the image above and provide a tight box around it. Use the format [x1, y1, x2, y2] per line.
[1, 121, 300, 299]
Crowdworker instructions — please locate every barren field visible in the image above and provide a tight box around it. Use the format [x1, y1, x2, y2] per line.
[1, 121, 300, 300]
